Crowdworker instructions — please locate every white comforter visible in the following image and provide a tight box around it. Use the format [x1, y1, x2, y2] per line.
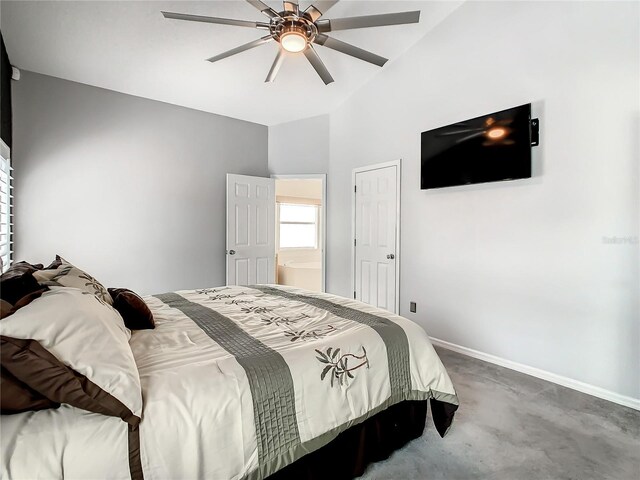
[1, 285, 458, 480]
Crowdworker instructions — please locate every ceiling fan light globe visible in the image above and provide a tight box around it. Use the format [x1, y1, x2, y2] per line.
[281, 31, 307, 53]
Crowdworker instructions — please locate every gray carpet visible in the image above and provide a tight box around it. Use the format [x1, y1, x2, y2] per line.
[361, 347, 640, 480]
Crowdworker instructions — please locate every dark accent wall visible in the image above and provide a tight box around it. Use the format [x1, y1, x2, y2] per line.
[0, 33, 11, 148]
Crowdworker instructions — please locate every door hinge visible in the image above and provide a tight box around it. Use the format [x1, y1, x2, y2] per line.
[354, 185, 357, 193]
[354, 238, 356, 246]
[353, 291, 356, 299]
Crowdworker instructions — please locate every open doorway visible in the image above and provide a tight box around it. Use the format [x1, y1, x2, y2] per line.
[273, 175, 326, 292]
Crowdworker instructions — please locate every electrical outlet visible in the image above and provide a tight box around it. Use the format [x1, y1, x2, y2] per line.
[409, 302, 416, 313]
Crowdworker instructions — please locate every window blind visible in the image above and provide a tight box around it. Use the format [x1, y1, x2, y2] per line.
[0, 140, 12, 272]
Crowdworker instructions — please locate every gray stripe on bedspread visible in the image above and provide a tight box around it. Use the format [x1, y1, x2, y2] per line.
[250, 286, 412, 400]
[154, 292, 300, 468]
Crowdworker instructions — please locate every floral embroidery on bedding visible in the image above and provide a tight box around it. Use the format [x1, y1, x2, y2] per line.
[258, 312, 309, 327]
[199, 289, 343, 343]
[195, 287, 228, 295]
[34, 259, 112, 304]
[78, 272, 110, 302]
[284, 325, 336, 342]
[316, 346, 370, 387]
[240, 305, 274, 315]
[226, 298, 251, 305]
[80, 290, 112, 308]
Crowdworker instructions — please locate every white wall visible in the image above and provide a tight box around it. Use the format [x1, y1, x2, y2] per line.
[326, 1, 639, 401]
[268, 115, 329, 175]
[13, 71, 268, 294]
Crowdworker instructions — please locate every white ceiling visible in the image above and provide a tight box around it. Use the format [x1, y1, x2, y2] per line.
[1, 0, 461, 126]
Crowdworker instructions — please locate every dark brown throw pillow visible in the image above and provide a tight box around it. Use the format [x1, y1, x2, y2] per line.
[108, 288, 155, 330]
[2, 261, 44, 276]
[0, 286, 49, 320]
[1, 367, 60, 414]
[44, 255, 63, 270]
[13, 288, 49, 309]
[0, 336, 140, 425]
[0, 270, 42, 305]
[0, 300, 12, 319]
[0, 288, 49, 320]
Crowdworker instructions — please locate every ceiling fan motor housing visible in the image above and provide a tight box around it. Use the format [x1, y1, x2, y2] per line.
[272, 13, 318, 50]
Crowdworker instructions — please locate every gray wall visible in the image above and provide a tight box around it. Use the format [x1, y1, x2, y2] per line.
[268, 115, 329, 175]
[13, 71, 268, 294]
[325, 1, 639, 401]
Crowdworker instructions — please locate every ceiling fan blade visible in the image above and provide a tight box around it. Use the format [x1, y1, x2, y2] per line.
[303, 45, 334, 85]
[161, 11, 269, 29]
[245, 0, 281, 19]
[265, 49, 285, 83]
[317, 11, 420, 32]
[310, 1, 340, 15]
[207, 35, 274, 63]
[283, 1, 299, 15]
[314, 34, 387, 67]
[304, 0, 339, 22]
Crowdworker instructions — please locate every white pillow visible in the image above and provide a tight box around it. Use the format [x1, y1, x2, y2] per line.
[0, 288, 142, 417]
[33, 256, 113, 305]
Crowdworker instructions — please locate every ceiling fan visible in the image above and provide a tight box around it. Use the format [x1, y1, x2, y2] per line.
[161, 0, 420, 85]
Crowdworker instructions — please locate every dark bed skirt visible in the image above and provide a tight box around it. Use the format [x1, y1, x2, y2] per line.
[266, 400, 429, 480]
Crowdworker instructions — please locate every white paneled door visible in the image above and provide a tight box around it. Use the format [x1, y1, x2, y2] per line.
[354, 163, 399, 313]
[226, 174, 275, 286]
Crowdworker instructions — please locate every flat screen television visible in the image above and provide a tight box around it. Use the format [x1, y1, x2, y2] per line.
[421, 104, 533, 190]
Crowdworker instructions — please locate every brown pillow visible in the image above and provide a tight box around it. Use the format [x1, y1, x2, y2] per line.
[0, 300, 12, 319]
[0, 261, 45, 310]
[1, 367, 60, 414]
[13, 288, 49, 309]
[44, 255, 63, 270]
[0, 336, 140, 425]
[109, 288, 155, 330]
[0, 270, 42, 305]
[0, 287, 50, 320]
[2, 261, 44, 275]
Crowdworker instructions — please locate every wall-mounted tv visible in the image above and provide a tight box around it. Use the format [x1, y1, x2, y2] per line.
[421, 104, 534, 190]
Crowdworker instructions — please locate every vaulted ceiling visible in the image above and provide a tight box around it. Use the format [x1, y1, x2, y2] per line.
[1, 1, 461, 125]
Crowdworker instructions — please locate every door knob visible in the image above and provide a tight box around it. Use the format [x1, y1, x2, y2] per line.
[387, 253, 395, 260]
[228, 250, 236, 255]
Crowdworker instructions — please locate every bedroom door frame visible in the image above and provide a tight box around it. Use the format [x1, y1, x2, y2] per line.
[271, 173, 327, 293]
[351, 160, 401, 314]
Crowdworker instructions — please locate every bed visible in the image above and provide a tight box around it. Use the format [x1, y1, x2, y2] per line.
[1, 279, 458, 480]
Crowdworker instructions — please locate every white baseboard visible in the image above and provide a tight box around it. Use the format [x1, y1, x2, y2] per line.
[429, 336, 640, 411]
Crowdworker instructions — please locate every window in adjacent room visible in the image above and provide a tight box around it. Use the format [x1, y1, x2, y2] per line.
[0, 139, 12, 272]
[278, 203, 318, 249]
